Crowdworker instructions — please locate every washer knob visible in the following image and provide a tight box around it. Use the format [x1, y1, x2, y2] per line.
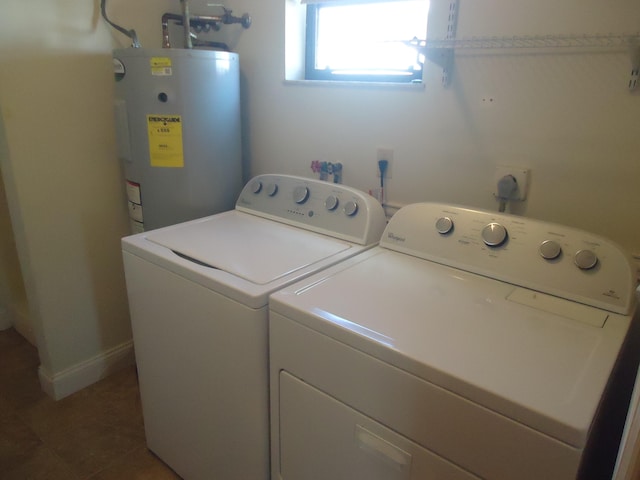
[435, 216, 454, 235]
[266, 183, 278, 197]
[539, 240, 562, 260]
[344, 201, 359, 217]
[293, 186, 310, 204]
[325, 195, 339, 211]
[482, 223, 508, 247]
[575, 249, 598, 270]
[251, 180, 262, 194]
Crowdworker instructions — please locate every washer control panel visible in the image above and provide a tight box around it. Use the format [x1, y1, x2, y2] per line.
[235, 174, 386, 245]
[381, 203, 636, 315]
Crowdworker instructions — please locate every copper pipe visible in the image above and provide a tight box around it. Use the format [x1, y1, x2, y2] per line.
[161, 7, 251, 49]
[180, 0, 193, 49]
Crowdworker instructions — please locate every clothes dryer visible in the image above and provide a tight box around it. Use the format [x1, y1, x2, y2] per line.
[122, 174, 386, 480]
[269, 202, 639, 480]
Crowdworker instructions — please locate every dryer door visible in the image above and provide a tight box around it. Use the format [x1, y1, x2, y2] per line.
[278, 371, 479, 480]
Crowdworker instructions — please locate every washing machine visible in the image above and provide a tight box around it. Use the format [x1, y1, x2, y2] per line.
[269, 202, 640, 480]
[122, 174, 386, 480]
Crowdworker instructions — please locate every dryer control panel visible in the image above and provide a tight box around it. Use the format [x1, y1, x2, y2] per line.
[381, 203, 636, 315]
[235, 175, 386, 246]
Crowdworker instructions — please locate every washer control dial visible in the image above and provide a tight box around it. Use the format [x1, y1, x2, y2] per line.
[344, 201, 359, 217]
[539, 240, 562, 260]
[293, 186, 310, 204]
[435, 216, 454, 235]
[325, 195, 339, 211]
[482, 223, 508, 247]
[575, 249, 598, 270]
[266, 183, 278, 196]
[251, 180, 262, 194]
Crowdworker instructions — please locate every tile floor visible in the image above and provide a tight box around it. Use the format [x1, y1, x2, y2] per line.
[0, 327, 181, 479]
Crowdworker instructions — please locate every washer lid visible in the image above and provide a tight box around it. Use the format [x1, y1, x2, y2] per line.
[146, 212, 352, 285]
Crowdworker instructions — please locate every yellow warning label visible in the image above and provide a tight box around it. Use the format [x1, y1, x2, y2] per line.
[147, 115, 184, 168]
[150, 57, 172, 76]
[150, 57, 172, 68]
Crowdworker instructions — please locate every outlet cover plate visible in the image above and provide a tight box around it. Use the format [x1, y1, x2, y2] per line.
[493, 166, 530, 201]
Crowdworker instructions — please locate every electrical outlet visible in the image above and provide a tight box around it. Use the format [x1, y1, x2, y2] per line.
[376, 148, 393, 179]
[493, 166, 530, 201]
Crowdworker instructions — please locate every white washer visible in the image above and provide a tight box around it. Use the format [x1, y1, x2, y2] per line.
[269, 202, 640, 480]
[122, 174, 386, 480]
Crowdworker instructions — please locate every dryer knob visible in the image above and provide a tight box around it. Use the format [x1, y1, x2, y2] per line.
[344, 201, 359, 217]
[293, 186, 310, 204]
[325, 195, 339, 211]
[539, 240, 562, 260]
[266, 183, 278, 197]
[482, 223, 508, 247]
[251, 180, 262, 194]
[435, 216, 454, 235]
[575, 249, 598, 270]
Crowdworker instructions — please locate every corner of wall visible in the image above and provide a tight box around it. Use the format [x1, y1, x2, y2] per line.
[0, 305, 11, 330]
[284, 0, 306, 81]
[38, 339, 135, 400]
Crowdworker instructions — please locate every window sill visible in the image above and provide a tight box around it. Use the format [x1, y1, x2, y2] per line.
[283, 79, 426, 90]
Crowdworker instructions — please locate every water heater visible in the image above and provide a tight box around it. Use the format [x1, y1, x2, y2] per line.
[113, 48, 242, 232]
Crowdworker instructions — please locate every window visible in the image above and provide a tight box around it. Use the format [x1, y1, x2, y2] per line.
[305, 0, 429, 83]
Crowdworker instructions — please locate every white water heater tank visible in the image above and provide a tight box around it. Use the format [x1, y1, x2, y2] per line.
[113, 48, 243, 232]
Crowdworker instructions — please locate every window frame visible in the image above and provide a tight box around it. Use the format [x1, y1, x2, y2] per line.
[304, 1, 427, 84]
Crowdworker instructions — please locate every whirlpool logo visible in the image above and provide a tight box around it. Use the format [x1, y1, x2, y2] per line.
[387, 232, 406, 242]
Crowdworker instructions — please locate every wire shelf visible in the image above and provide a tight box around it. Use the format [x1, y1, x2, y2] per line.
[420, 33, 640, 50]
[413, 32, 640, 90]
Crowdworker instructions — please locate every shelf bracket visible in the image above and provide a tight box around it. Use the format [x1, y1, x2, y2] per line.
[439, 0, 458, 87]
[425, 47, 454, 87]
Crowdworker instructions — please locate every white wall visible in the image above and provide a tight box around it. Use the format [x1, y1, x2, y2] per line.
[103, 1, 640, 257]
[0, 0, 178, 398]
[204, 0, 640, 260]
[0, 0, 637, 397]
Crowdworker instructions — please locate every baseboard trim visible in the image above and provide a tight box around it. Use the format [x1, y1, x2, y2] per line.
[38, 339, 135, 400]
